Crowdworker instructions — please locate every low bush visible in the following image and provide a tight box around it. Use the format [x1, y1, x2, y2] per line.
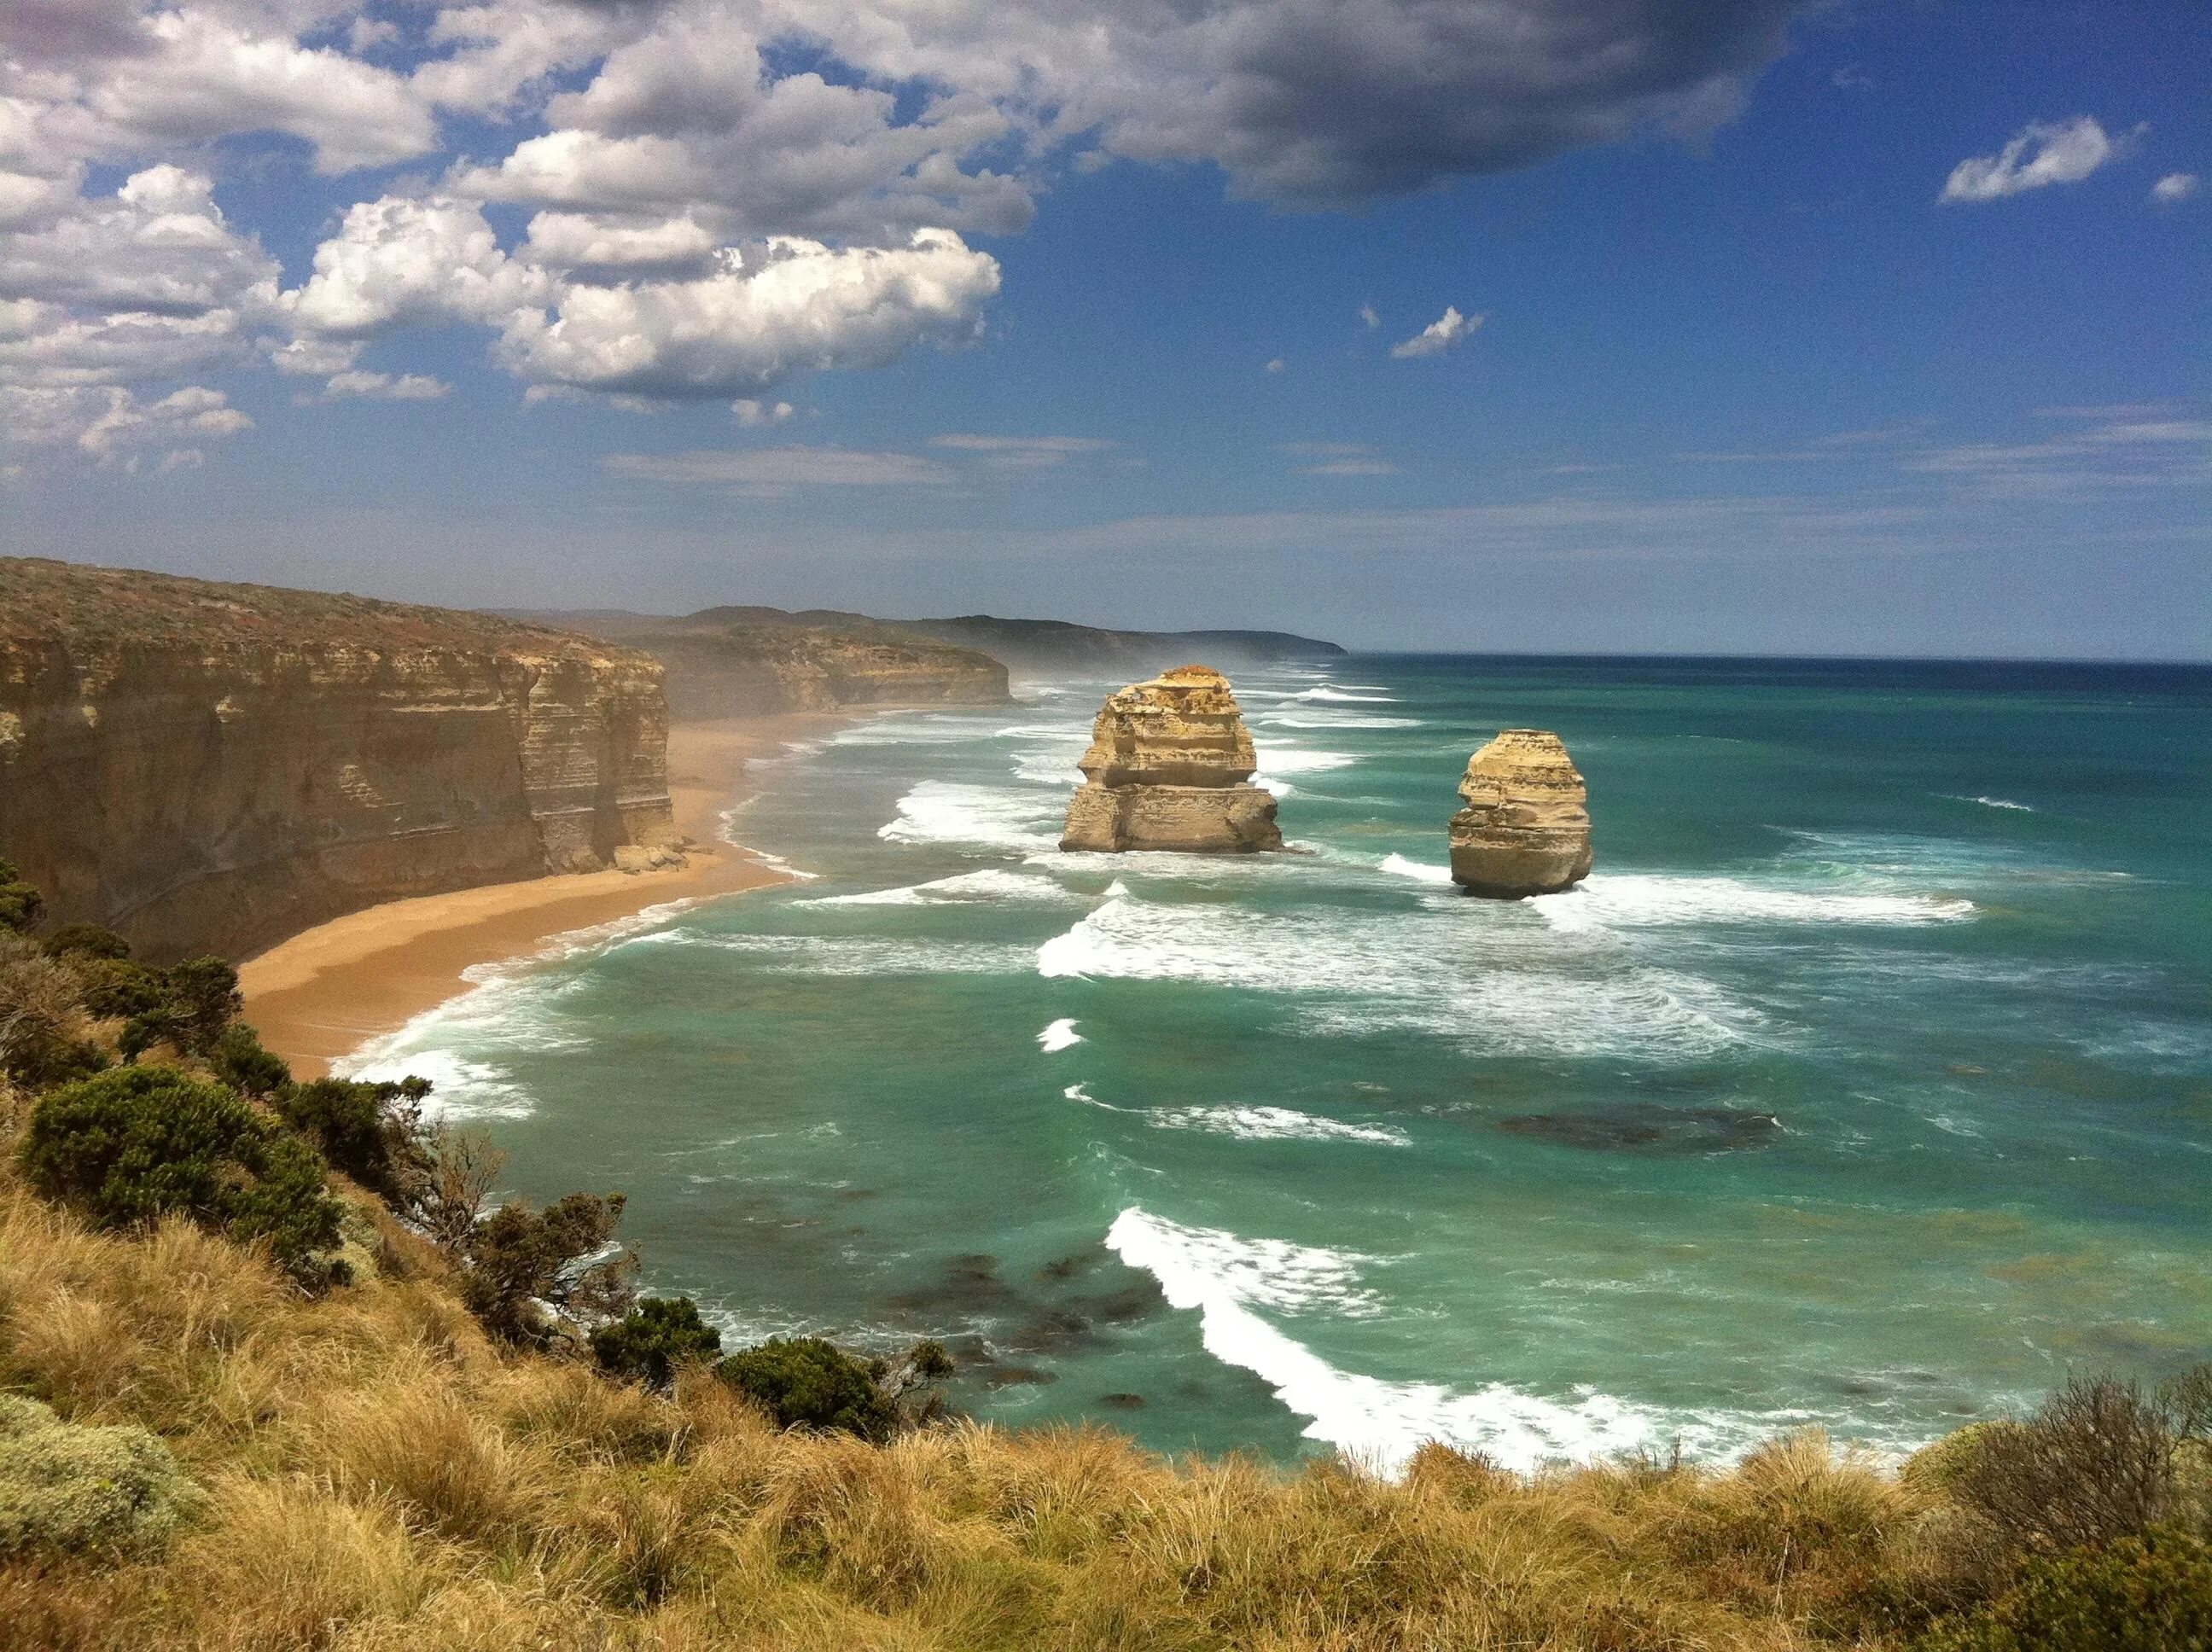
[69, 958, 166, 1024]
[19, 1066, 344, 1284]
[160, 957, 242, 1056]
[0, 1393, 196, 1560]
[461, 1191, 636, 1345]
[0, 858, 40, 934]
[592, 1297, 723, 1392]
[275, 1073, 428, 1199]
[1918, 1525, 2212, 1651]
[209, 1023, 291, 1100]
[39, 926, 130, 962]
[0, 937, 106, 1088]
[718, 1335, 952, 1441]
[1949, 1375, 2178, 1555]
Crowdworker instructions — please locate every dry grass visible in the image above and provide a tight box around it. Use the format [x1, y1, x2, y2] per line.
[0, 1160, 1986, 1651]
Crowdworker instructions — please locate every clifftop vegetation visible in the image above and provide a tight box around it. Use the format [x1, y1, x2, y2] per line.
[1, 851, 2207, 1650]
[0, 556, 643, 662]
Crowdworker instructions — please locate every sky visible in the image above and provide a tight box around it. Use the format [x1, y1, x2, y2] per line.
[3, 0, 2206, 657]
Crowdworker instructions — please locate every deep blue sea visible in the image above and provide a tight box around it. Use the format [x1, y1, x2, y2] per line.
[346, 655, 2212, 1469]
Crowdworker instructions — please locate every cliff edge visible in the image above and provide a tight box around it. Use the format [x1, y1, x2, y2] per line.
[1061, 666, 1284, 852]
[0, 558, 680, 962]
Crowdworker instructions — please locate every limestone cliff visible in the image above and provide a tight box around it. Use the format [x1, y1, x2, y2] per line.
[1448, 730, 1592, 898]
[1060, 666, 1283, 853]
[509, 608, 1010, 717]
[0, 558, 680, 963]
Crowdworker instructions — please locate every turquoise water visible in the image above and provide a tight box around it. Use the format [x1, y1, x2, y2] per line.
[347, 656, 2212, 1469]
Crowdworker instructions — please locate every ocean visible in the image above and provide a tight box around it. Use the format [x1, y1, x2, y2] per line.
[345, 654, 2212, 1471]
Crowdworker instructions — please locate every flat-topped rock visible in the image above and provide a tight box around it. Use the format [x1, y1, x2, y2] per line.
[1060, 666, 1284, 853]
[1448, 730, 1592, 897]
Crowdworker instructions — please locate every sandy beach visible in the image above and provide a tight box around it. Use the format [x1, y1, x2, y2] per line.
[240, 715, 835, 1076]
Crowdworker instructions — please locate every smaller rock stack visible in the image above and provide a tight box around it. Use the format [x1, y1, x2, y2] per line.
[1449, 730, 1592, 897]
[1061, 666, 1284, 853]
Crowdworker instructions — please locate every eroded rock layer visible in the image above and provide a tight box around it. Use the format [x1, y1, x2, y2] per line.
[0, 558, 679, 962]
[1448, 730, 1592, 898]
[1060, 666, 1283, 852]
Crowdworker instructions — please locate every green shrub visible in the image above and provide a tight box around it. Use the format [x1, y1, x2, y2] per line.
[591, 1297, 723, 1392]
[1918, 1526, 2212, 1651]
[719, 1337, 895, 1439]
[41, 924, 131, 962]
[0, 1393, 196, 1560]
[274, 1074, 428, 1199]
[461, 1191, 635, 1344]
[209, 1024, 292, 1100]
[19, 1067, 344, 1284]
[0, 857, 40, 934]
[160, 957, 242, 1056]
[72, 958, 166, 1023]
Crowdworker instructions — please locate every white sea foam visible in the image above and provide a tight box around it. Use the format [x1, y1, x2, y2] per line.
[1106, 1208, 1665, 1472]
[1295, 685, 1394, 704]
[742, 848, 820, 881]
[1251, 743, 1359, 776]
[1531, 874, 1976, 931]
[1378, 853, 1453, 884]
[650, 932, 1035, 976]
[878, 781, 1064, 851]
[1039, 888, 1755, 1057]
[1145, 1106, 1412, 1146]
[1038, 1018, 1085, 1051]
[1952, 794, 2035, 812]
[1262, 713, 1423, 730]
[805, 869, 1084, 907]
[335, 1046, 536, 1120]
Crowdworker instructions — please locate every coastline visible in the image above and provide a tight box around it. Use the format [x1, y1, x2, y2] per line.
[239, 714, 835, 1077]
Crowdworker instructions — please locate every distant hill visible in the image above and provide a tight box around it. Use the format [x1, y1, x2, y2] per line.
[499, 607, 1010, 718]
[513, 606, 1345, 682]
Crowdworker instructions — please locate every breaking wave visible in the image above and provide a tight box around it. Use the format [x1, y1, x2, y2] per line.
[878, 781, 1064, 851]
[1038, 1018, 1085, 1051]
[1144, 1106, 1411, 1146]
[1106, 1207, 1683, 1472]
[1532, 874, 1976, 931]
[805, 869, 1086, 907]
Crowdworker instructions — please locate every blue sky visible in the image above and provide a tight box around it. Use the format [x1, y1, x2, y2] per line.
[4, 0, 2205, 656]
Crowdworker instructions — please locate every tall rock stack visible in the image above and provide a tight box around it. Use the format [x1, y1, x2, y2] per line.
[1060, 666, 1284, 853]
[1448, 730, 1593, 897]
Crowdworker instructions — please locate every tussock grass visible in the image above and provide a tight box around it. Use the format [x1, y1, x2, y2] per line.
[0, 1159, 2135, 1649]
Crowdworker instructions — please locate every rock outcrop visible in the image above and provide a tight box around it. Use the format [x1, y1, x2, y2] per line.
[1060, 666, 1284, 853]
[0, 557, 681, 962]
[1448, 730, 1592, 897]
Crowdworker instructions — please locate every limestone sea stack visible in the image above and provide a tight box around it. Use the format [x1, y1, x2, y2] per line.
[1448, 730, 1593, 898]
[1060, 666, 1284, 853]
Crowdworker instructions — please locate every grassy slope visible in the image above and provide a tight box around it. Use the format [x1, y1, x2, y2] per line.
[0, 1137, 1979, 1651]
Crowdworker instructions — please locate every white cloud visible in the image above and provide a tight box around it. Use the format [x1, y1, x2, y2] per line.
[732, 398, 795, 426]
[1279, 440, 1399, 476]
[1940, 117, 2132, 203]
[286, 195, 550, 335]
[1390, 305, 1481, 358]
[1902, 410, 2209, 498]
[930, 433, 1111, 468]
[313, 369, 451, 400]
[603, 445, 955, 486]
[0, 381, 251, 466]
[1265, 357, 1285, 374]
[1359, 303, 1379, 329]
[2152, 172, 2199, 205]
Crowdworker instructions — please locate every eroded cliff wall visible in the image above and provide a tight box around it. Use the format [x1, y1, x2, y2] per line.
[0, 558, 678, 962]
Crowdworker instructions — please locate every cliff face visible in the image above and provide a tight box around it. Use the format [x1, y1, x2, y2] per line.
[1061, 666, 1284, 853]
[508, 608, 1010, 717]
[0, 558, 679, 963]
[1448, 730, 1593, 898]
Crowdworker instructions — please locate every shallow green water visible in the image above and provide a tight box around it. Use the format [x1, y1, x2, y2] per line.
[347, 655, 2212, 1468]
